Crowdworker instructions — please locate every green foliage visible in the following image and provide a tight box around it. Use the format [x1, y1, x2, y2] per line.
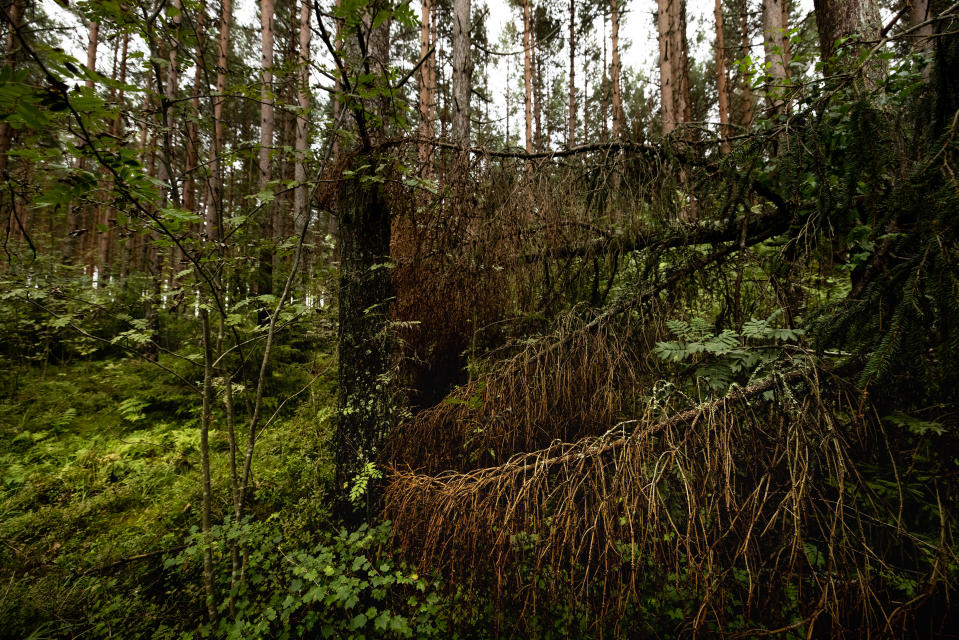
[349, 462, 384, 506]
[170, 520, 453, 639]
[655, 312, 804, 392]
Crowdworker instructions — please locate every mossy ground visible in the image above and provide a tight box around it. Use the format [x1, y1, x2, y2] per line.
[0, 354, 337, 638]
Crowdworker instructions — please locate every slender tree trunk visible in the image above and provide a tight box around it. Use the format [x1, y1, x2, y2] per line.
[534, 45, 542, 150]
[85, 20, 99, 89]
[762, 0, 789, 114]
[523, 0, 533, 153]
[568, 0, 576, 147]
[715, 0, 731, 151]
[77, 16, 100, 268]
[184, 9, 204, 217]
[258, 0, 276, 303]
[97, 35, 125, 284]
[677, 0, 692, 124]
[294, 0, 311, 228]
[208, 0, 232, 245]
[0, 0, 21, 180]
[199, 308, 216, 622]
[611, 0, 624, 138]
[418, 0, 435, 165]
[583, 59, 588, 141]
[740, 2, 754, 127]
[452, 0, 471, 146]
[602, 16, 608, 140]
[1, 0, 23, 255]
[911, 0, 933, 80]
[658, 0, 690, 135]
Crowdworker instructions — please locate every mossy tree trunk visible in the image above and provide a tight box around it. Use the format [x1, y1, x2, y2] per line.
[334, 156, 393, 502]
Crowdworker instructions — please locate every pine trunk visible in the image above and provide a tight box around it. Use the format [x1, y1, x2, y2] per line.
[258, 0, 276, 302]
[813, 0, 882, 79]
[294, 0, 311, 228]
[568, 0, 576, 147]
[418, 0, 435, 165]
[208, 0, 232, 245]
[452, 0, 471, 146]
[740, 2, 754, 127]
[715, 0, 731, 151]
[762, 0, 789, 114]
[523, 0, 533, 153]
[611, 0, 623, 138]
[658, 0, 690, 135]
[85, 21, 99, 89]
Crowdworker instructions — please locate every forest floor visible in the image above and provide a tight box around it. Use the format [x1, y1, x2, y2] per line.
[0, 354, 339, 636]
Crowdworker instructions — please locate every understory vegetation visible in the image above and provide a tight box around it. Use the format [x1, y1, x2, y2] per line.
[2, 0, 959, 637]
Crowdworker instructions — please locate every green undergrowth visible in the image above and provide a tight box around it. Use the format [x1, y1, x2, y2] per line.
[0, 355, 622, 639]
[0, 354, 340, 637]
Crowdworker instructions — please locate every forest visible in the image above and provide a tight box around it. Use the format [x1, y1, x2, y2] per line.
[0, 0, 957, 636]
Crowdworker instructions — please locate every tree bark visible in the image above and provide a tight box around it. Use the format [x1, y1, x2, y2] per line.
[813, 0, 882, 78]
[611, 0, 624, 139]
[294, 0, 312, 230]
[568, 0, 576, 147]
[740, 1, 754, 128]
[258, 0, 276, 303]
[184, 9, 204, 217]
[85, 20, 99, 90]
[762, 0, 789, 114]
[658, 0, 691, 135]
[206, 0, 232, 245]
[452, 0, 471, 146]
[910, 0, 933, 80]
[335, 162, 393, 499]
[523, 0, 533, 153]
[0, 0, 21, 177]
[534, 42, 542, 150]
[715, 0, 731, 151]
[418, 0, 435, 166]
[1, 0, 23, 252]
[320, 1, 397, 511]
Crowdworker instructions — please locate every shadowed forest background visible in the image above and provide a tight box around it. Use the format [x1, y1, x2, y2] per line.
[1, 0, 958, 637]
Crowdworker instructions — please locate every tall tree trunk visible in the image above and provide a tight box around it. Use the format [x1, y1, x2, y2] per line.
[418, 0, 435, 165]
[568, 0, 576, 147]
[611, 0, 624, 138]
[910, 0, 933, 80]
[762, 0, 789, 114]
[1, 0, 23, 254]
[813, 0, 882, 78]
[163, 1, 183, 288]
[715, 0, 731, 150]
[294, 0, 311, 228]
[452, 0, 471, 146]
[0, 0, 21, 178]
[184, 9, 204, 217]
[740, 1, 754, 128]
[258, 0, 276, 303]
[97, 34, 125, 284]
[208, 0, 232, 245]
[929, 0, 959, 132]
[523, 0, 533, 153]
[534, 46, 542, 150]
[335, 162, 392, 503]
[77, 18, 100, 270]
[602, 16, 608, 140]
[85, 20, 99, 89]
[658, 0, 690, 135]
[325, 2, 397, 511]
